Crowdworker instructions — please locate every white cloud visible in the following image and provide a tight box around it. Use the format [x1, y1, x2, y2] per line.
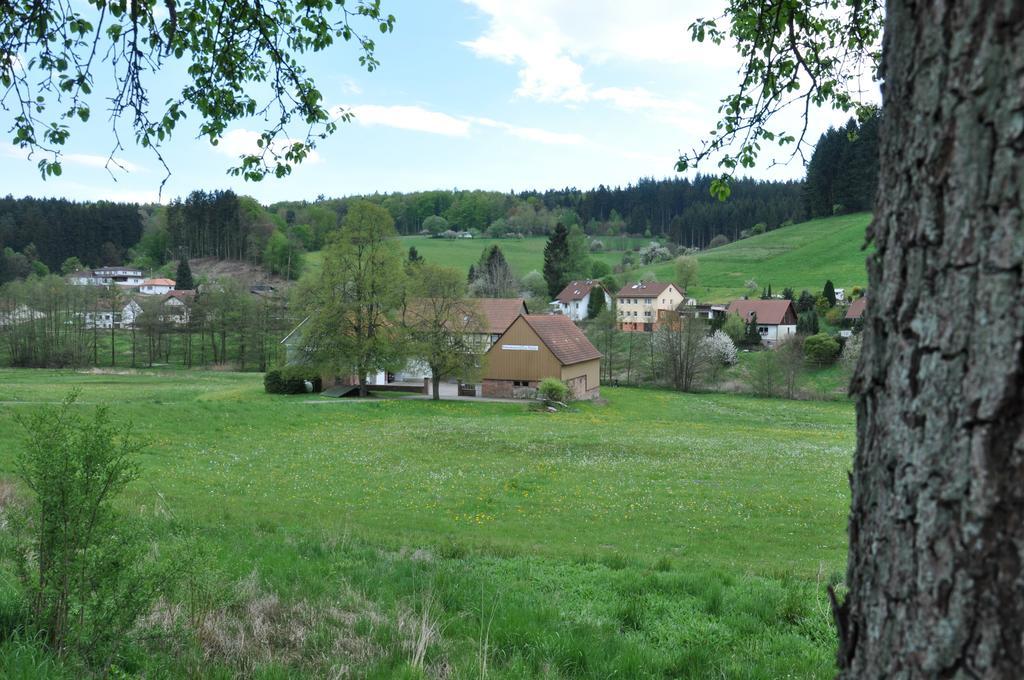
[468, 117, 585, 145]
[3, 145, 144, 172]
[340, 76, 363, 96]
[461, 0, 735, 108]
[342, 104, 472, 137]
[214, 129, 322, 164]
[330, 104, 585, 145]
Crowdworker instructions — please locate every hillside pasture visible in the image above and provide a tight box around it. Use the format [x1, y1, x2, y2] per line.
[0, 369, 852, 677]
[631, 212, 873, 301]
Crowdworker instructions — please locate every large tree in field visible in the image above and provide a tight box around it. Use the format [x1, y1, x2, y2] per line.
[0, 1, 394, 183]
[687, 1, 1023, 675]
[403, 264, 483, 401]
[303, 200, 404, 397]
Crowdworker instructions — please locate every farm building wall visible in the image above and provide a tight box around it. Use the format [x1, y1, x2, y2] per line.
[484, 318, 563, 382]
[559, 359, 601, 399]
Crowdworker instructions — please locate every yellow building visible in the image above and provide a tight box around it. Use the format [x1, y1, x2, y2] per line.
[615, 281, 686, 331]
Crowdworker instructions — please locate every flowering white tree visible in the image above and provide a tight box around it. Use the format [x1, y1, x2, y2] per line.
[704, 330, 738, 366]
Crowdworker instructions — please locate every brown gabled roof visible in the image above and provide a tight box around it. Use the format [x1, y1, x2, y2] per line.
[555, 280, 599, 304]
[846, 296, 867, 320]
[163, 290, 195, 303]
[726, 299, 797, 325]
[616, 281, 674, 298]
[143, 278, 175, 286]
[472, 298, 528, 334]
[520, 314, 602, 365]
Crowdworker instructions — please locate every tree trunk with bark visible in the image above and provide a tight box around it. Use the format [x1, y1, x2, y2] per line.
[838, 1, 1024, 675]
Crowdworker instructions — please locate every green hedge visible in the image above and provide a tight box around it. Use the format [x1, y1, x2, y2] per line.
[264, 366, 323, 394]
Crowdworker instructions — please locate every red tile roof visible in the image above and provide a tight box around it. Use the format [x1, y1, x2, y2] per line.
[846, 296, 867, 320]
[472, 298, 528, 334]
[616, 281, 675, 298]
[726, 299, 798, 325]
[520, 314, 602, 365]
[143, 278, 175, 286]
[555, 280, 600, 304]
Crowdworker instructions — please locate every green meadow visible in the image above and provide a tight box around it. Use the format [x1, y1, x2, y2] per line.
[0, 369, 852, 677]
[633, 213, 873, 301]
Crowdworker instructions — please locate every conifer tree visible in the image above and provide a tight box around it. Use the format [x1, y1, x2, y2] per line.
[543, 223, 570, 299]
[823, 280, 837, 307]
[175, 256, 194, 290]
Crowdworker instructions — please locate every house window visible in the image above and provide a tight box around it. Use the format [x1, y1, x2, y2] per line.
[513, 380, 529, 387]
[758, 326, 769, 335]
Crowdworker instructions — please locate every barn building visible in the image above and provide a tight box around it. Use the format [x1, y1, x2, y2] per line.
[482, 314, 602, 400]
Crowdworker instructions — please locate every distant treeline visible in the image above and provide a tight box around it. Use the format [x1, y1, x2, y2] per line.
[803, 111, 879, 218]
[0, 196, 142, 280]
[270, 175, 808, 248]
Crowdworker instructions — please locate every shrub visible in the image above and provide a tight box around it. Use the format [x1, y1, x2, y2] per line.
[708, 234, 730, 249]
[722, 314, 746, 344]
[264, 367, 322, 394]
[590, 259, 612, 279]
[537, 377, 571, 404]
[825, 307, 846, 327]
[7, 392, 168, 666]
[751, 222, 767, 235]
[804, 333, 841, 366]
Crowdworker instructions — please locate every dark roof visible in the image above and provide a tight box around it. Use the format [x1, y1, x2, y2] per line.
[163, 290, 195, 303]
[726, 299, 797, 325]
[472, 298, 528, 334]
[846, 297, 867, 319]
[555, 280, 600, 304]
[520, 314, 602, 365]
[616, 281, 674, 298]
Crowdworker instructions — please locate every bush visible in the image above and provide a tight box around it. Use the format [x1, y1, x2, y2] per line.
[708, 234, 730, 249]
[840, 332, 863, 372]
[537, 377, 571, 404]
[7, 392, 168, 667]
[264, 366, 322, 394]
[804, 333, 841, 366]
[825, 307, 846, 327]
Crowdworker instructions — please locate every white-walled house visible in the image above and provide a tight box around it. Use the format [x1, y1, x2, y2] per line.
[726, 299, 799, 346]
[140, 278, 175, 295]
[550, 280, 611, 321]
[161, 290, 195, 325]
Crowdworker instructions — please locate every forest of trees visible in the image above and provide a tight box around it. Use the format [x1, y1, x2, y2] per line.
[803, 111, 880, 218]
[0, 196, 142, 280]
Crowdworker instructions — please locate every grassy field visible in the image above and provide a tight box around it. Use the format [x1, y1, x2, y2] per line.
[0, 369, 852, 677]
[631, 213, 873, 302]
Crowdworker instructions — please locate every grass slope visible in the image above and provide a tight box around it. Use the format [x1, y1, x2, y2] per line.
[0, 370, 852, 677]
[636, 212, 873, 302]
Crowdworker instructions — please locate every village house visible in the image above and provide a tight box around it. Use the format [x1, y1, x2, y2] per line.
[616, 281, 686, 331]
[726, 299, 798, 346]
[482, 314, 602, 400]
[68, 266, 145, 287]
[161, 290, 195, 325]
[140, 278, 176, 295]
[840, 296, 867, 337]
[550, 280, 611, 321]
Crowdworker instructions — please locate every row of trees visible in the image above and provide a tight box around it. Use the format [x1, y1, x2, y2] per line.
[268, 174, 809, 246]
[0, 276, 293, 370]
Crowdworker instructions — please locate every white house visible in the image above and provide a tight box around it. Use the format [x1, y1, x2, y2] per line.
[68, 267, 144, 287]
[726, 299, 799, 346]
[140, 278, 175, 295]
[551, 280, 611, 321]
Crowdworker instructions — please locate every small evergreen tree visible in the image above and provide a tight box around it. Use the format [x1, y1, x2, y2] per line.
[796, 290, 816, 312]
[543, 223, 570, 299]
[586, 287, 606, 319]
[823, 279, 837, 307]
[407, 246, 424, 265]
[743, 312, 763, 347]
[797, 310, 820, 335]
[767, 283, 773, 298]
[175, 255, 194, 290]
[782, 287, 795, 300]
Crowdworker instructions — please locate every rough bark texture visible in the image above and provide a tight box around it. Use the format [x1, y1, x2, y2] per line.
[840, 0, 1024, 676]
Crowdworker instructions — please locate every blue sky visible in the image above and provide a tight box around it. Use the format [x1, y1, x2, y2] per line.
[1, 1, 878, 204]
